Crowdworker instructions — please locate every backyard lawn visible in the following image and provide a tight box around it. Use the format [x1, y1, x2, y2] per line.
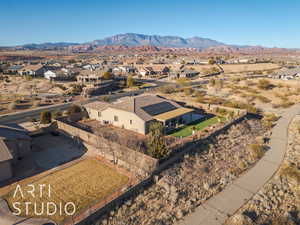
[4, 159, 129, 224]
[168, 116, 225, 137]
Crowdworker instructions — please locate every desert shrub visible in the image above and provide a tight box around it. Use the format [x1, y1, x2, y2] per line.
[223, 101, 258, 114]
[103, 71, 113, 80]
[269, 217, 297, 225]
[279, 164, 300, 186]
[100, 96, 110, 102]
[159, 85, 177, 94]
[248, 144, 265, 160]
[264, 113, 279, 122]
[53, 84, 67, 91]
[257, 79, 274, 90]
[70, 84, 84, 95]
[51, 110, 62, 119]
[256, 95, 271, 103]
[176, 78, 190, 86]
[126, 75, 135, 87]
[278, 99, 294, 108]
[184, 87, 193, 96]
[66, 104, 82, 116]
[40, 111, 52, 124]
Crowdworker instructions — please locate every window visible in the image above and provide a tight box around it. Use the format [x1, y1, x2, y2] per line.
[98, 111, 101, 117]
[130, 120, 132, 125]
[114, 116, 118, 122]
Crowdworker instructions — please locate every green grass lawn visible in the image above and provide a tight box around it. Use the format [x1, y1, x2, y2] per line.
[168, 116, 226, 138]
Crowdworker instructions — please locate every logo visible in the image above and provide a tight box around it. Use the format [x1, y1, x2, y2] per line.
[12, 184, 76, 217]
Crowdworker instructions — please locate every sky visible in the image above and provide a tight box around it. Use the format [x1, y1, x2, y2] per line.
[0, 0, 299, 48]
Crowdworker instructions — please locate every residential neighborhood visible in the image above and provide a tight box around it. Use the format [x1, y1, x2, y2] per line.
[0, 1, 300, 225]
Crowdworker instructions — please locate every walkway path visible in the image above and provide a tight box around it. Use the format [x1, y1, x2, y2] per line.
[177, 103, 300, 225]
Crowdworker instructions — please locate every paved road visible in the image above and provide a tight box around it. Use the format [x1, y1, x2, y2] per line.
[177, 103, 300, 225]
[0, 79, 169, 124]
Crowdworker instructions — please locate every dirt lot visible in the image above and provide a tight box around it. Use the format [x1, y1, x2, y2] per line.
[0, 76, 80, 115]
[3, 158, 129, 224]
[186, 63, 281, 74]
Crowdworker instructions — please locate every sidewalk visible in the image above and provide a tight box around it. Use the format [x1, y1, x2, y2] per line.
[177, 104, 300, 225]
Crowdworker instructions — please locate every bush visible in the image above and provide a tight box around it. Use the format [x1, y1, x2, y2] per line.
[71, 84, 84, 95]
[101, 96, 110, 102]
[159, 85, 177, 94]
[66, 104, 82, 116]
[51, 110, 62, 119]
[176, 78, 190, 86]
[279, 164, 300, 186]
[40, 111, 52, 124]
[257, 79, 274, 90]
[256, 95, 271, 103]
[248, 144, 264, 160]
[126, 75, 135, 87]
[103, 71, 113, 80]
[184, 88, 193, 96]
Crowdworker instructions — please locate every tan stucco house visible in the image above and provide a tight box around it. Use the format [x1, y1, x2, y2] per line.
[84, 94, 202, 135]
[0, 125, 32, 182]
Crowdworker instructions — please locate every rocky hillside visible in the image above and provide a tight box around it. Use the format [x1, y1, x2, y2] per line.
[226, 116, 300, 225]
[92, 118, 265, 225]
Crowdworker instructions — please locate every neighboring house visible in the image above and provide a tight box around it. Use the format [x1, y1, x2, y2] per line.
[113, 66, 136, 74]
[18, 64, 45, 76]
[44, 69, 75, 81]
[272, 67, 300, 80]
[170, 68, 200, 79]
[0, 124, 32, 182]
[5, 65, 23, 74]
[44, 70, 57, 80]
[138, 66, 170, 77]
[84, 94, 202, 135]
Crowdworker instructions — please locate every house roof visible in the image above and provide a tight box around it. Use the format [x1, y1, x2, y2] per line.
[20, 64, 43, 72]
[0, 124, 30, 163]
[276, 67, 300, 76]
[153, 108, 194, 121]
[84, 101, 111, 111]
[0, 140, 13, 162]
[0, 124, 30, 140]
[85, 94, 182, 122]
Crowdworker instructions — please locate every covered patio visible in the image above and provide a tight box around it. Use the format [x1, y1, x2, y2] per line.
[154, 107, 202, 131]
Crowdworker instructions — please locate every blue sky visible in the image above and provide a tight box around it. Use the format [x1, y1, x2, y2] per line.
[0, 0, 299, 48]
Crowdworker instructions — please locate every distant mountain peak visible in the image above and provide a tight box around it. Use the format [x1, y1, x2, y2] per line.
[91, 33, 225, 49]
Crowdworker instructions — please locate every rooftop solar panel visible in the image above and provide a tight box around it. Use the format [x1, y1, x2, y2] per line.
[142, 102, 177, 116]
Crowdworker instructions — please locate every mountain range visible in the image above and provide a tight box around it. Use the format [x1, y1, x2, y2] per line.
[13, 33, 226, 50]
[10, 33, 299, 54]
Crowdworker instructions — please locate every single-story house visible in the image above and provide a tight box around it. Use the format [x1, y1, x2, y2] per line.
[272, 67, 300, 80]
[18, 64, 45, 76]
[0, 124, 32, 182]
[170, 69, 200, 79]
[84, 94, 202, 135]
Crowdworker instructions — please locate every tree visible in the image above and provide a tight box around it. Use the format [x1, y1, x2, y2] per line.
[40, 111, 52, 124]
[67, 104, 82, 116]
[103, 71, 112, 80]
[51, 110, 62, 119]
[208, 58, 216, 65]
[147, 122, 169, 159]
[127, 75, 135, 87]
